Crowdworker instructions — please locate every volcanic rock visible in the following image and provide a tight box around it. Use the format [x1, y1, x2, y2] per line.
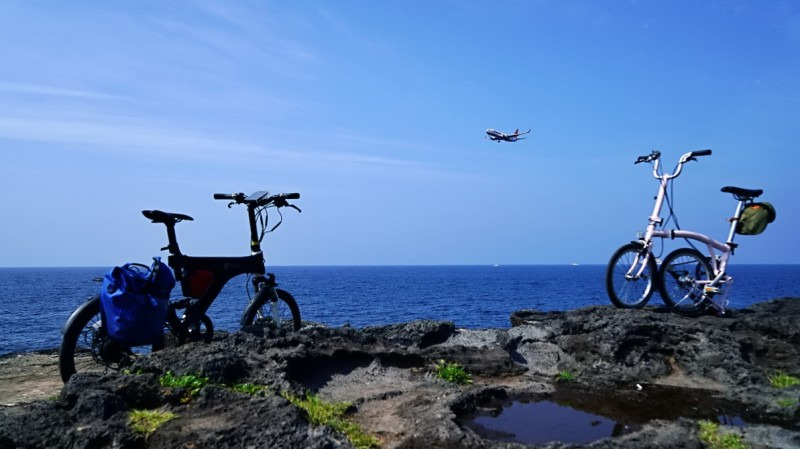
[1, 298, 798, 448]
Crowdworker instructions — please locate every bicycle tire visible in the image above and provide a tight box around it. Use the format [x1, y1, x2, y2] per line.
[605, 242, 658, 309]
[658, 248, 713, 317]
[180, 314, 214, 344]
[240, 288, 301, 331]
[59, 295, 159, 383]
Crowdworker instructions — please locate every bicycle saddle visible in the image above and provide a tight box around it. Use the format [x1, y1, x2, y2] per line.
[142, 210, 194, 224]
[721, 186, 762, 200]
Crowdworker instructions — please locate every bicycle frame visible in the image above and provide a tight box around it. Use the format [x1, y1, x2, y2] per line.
[633, 151, 747, 312]
[167, 253, 266, 330]
[650, 229, 734, 309]
[145, 191, 299, 340]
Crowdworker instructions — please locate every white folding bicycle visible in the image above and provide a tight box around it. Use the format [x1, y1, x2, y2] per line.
[605, 149, 766, 316]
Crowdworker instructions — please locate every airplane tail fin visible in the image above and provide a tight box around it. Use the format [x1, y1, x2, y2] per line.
[514, 129, 519, 135]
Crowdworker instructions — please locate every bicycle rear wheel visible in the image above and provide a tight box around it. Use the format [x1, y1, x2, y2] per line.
[240, 288, 301, 331]
[605, 242, 658, 308]
[658, 248, 713, 317]
[59, 295, 155, 383]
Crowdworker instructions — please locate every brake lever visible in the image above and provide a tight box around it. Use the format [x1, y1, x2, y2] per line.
[227, 201, 235, 208]
[288, 204, 302, 213]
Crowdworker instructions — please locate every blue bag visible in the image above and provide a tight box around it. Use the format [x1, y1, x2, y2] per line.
[100, 257, 175, 346]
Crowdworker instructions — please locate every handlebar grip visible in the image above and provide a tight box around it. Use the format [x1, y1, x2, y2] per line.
[634, 150, 660, 164]
[691, 149, 712, 157]
[283, 193, 300, 200]
[213, 193, 235, 200]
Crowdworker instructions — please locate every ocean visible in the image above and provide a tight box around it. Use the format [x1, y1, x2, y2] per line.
[1, 265, 798, 356]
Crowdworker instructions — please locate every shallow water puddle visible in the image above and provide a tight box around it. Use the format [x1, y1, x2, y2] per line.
[459, 385, 747, 445]
[469, 399, 636, 445]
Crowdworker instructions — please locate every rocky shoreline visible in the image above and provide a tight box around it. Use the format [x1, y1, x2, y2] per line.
[1, 298, 799, 448]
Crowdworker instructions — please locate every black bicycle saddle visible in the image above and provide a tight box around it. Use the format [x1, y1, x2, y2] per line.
[142, 210, 194, 224]
[721, 186, 762, 200]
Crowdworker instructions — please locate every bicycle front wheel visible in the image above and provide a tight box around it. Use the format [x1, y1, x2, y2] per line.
[658, 248, 713, 317]
[240, 288, 301, 331]
[605, 243, 658, 308]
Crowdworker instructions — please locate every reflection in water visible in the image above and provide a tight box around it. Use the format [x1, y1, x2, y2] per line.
[460, 385, 750, 445]
[470, 400, 639, 445]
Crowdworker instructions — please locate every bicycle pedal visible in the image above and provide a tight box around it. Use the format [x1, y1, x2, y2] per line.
[703, 286, 720, 294]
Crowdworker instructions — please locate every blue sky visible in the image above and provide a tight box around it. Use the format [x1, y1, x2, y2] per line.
[1, 1, 798, 267]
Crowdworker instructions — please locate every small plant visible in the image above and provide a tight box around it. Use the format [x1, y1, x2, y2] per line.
[129, 409, 177, 437]
[282, 392, 379, 449]
[698, 420, 749, 449]
[777, 397, 798, 408]
[768, 372, 800, 389]
[434, 360, 473, 385]
[555, 370, 575, 383]
[159, 371, 209, 396]
[230, 382, 269, 396]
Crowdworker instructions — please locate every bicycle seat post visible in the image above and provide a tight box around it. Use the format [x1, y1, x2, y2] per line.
[142, 210, 192, 257]
[725, 199, 746, 247]
[163, 221, 182, 256]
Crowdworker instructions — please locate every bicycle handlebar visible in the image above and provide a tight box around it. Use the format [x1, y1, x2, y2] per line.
[634, 151, 661, 164]
[213, 191, 301, 208]
[644, 148, 712, 180]
[213, 192, 245, 202]
[691, 149, 712, 158]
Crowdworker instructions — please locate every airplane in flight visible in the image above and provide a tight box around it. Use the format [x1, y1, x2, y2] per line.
[485, 128, 531, 142]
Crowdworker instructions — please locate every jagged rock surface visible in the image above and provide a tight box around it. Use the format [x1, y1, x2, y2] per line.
[1, 298, 798, 448]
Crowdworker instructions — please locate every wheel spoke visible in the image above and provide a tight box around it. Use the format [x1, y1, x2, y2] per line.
[659, 249, 712, 316]
[606, 244, 655, 308]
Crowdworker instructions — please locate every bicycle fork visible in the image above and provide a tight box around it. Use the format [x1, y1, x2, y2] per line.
[626, 242, 653, 281]
[252, 273, 281, 323]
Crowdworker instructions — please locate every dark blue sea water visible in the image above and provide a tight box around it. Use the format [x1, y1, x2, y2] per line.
[1, 265, 798, 356]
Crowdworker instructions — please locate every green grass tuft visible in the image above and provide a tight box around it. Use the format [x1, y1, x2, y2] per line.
[129, 409, 177, 437]
[434, 360, 473, 385]
[777, 397, 798, 408]
[768, 372, 800, 389]
[555, 370, 575, 383]
[159, 371, 209, 396]
[283, 392, 379, 449]
[698, 420, 749, 449]
[229, 382, 270, 396]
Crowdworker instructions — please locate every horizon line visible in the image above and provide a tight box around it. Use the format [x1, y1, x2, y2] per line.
[2, 262, 799, 269]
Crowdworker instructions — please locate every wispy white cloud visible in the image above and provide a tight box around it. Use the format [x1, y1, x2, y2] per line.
[0, 3, 468, 182]
[313, 6, 385, 52]
[0, 82, 128, 101]
[150, 3, 319, 71]
[0, 114, 422, 171]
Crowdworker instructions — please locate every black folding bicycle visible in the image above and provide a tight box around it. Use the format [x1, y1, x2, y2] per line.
[59, 191, 302, 382]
